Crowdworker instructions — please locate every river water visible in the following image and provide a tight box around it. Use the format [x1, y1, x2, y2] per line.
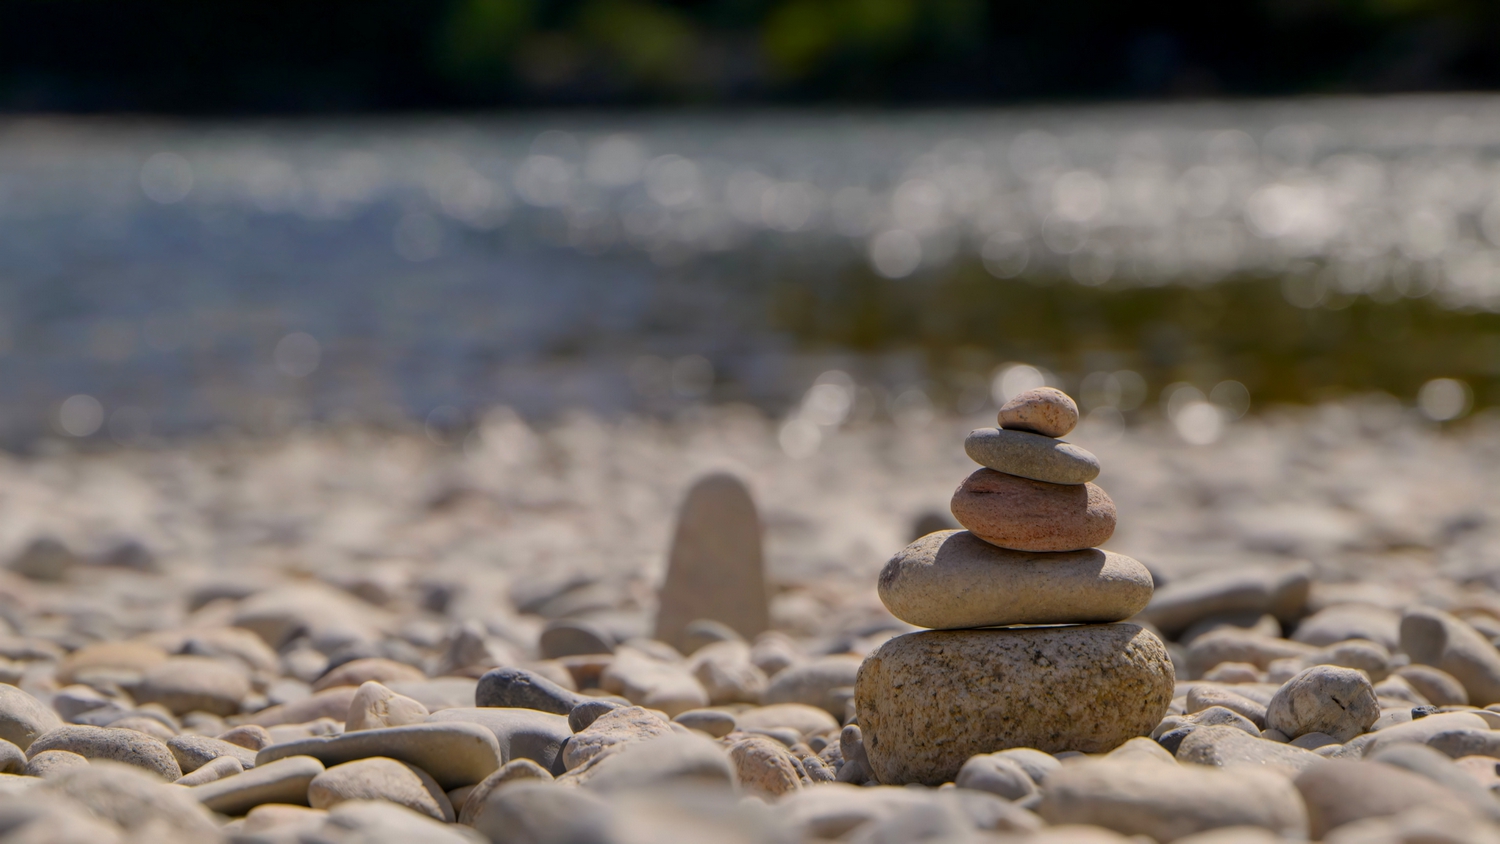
[5, 95, 1500, 444]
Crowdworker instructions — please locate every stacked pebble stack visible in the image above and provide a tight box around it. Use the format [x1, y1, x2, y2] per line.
[855, 387, 1176, 785]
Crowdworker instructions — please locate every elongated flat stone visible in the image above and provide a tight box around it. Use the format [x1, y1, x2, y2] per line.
[964, 428, 1100, 485]
[950, 469, 1115, 552]
[256, 722, 500, 789]
[191, 754, 325, 816]
[878, 530, 1152, 629]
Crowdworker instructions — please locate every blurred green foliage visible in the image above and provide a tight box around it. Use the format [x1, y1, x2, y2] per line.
[3, 0, 1499, 110]
[772, 264, 1500, 410]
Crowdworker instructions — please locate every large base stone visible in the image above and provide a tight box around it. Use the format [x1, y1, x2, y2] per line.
[854, 624, 1174, 785]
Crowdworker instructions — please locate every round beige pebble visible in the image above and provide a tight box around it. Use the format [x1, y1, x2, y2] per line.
[727, 735, 802, 797]
[950, 469, 1116, 553]
[878, 530, 1152, 629]
[345, 681, 429, 732]
[998, 387, 1078, 438]
[1266, 665, 1380, 742]
[308, 756, 454, 822]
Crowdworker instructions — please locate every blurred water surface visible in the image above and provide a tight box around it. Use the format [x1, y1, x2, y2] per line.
[8, 95, 1500, 444]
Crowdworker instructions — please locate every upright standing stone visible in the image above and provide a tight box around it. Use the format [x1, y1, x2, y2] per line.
[654, 473, 770, 651]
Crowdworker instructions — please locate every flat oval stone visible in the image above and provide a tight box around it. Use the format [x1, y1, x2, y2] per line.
[854, 624, 1173, 785]
[424, 708, 571, 775]
[950, 469, 1115, 552]
[878, 530, 1152, 630]
[964, 428, 1100, 485]
[256, 721, 501, 789]
[191, 754, 326, 816]
[27, 725, 182, 780]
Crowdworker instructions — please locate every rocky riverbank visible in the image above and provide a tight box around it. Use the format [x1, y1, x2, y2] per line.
[0, 399, 1495, 841]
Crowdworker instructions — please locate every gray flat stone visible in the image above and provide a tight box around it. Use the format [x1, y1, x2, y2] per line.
[963, 428, 1100, 485]
[474, 666, 585, 714]
[256, 721, 501, 789]
[424, 708, 571, 775]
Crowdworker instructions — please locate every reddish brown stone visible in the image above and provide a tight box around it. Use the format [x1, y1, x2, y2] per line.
[950, 469, 1115, 552]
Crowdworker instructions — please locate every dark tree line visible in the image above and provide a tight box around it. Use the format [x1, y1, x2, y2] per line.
[2, 0, 1497, 112]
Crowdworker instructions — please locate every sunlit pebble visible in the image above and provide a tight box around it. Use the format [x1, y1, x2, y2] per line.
[58, 395, 104, 437]
[273, 332, 321, 378]
[1418, 377, 1470, 422]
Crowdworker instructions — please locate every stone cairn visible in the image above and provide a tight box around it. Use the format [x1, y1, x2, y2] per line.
[854, 387, 1176, 785]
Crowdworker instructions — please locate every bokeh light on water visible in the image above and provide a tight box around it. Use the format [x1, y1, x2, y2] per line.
[10, 98, 1500, 442]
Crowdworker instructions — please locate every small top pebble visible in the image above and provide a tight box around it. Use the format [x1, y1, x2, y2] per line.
[998, 387, 1078, 438]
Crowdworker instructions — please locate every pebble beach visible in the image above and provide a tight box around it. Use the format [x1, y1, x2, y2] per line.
[1, 395, 1500, 842]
